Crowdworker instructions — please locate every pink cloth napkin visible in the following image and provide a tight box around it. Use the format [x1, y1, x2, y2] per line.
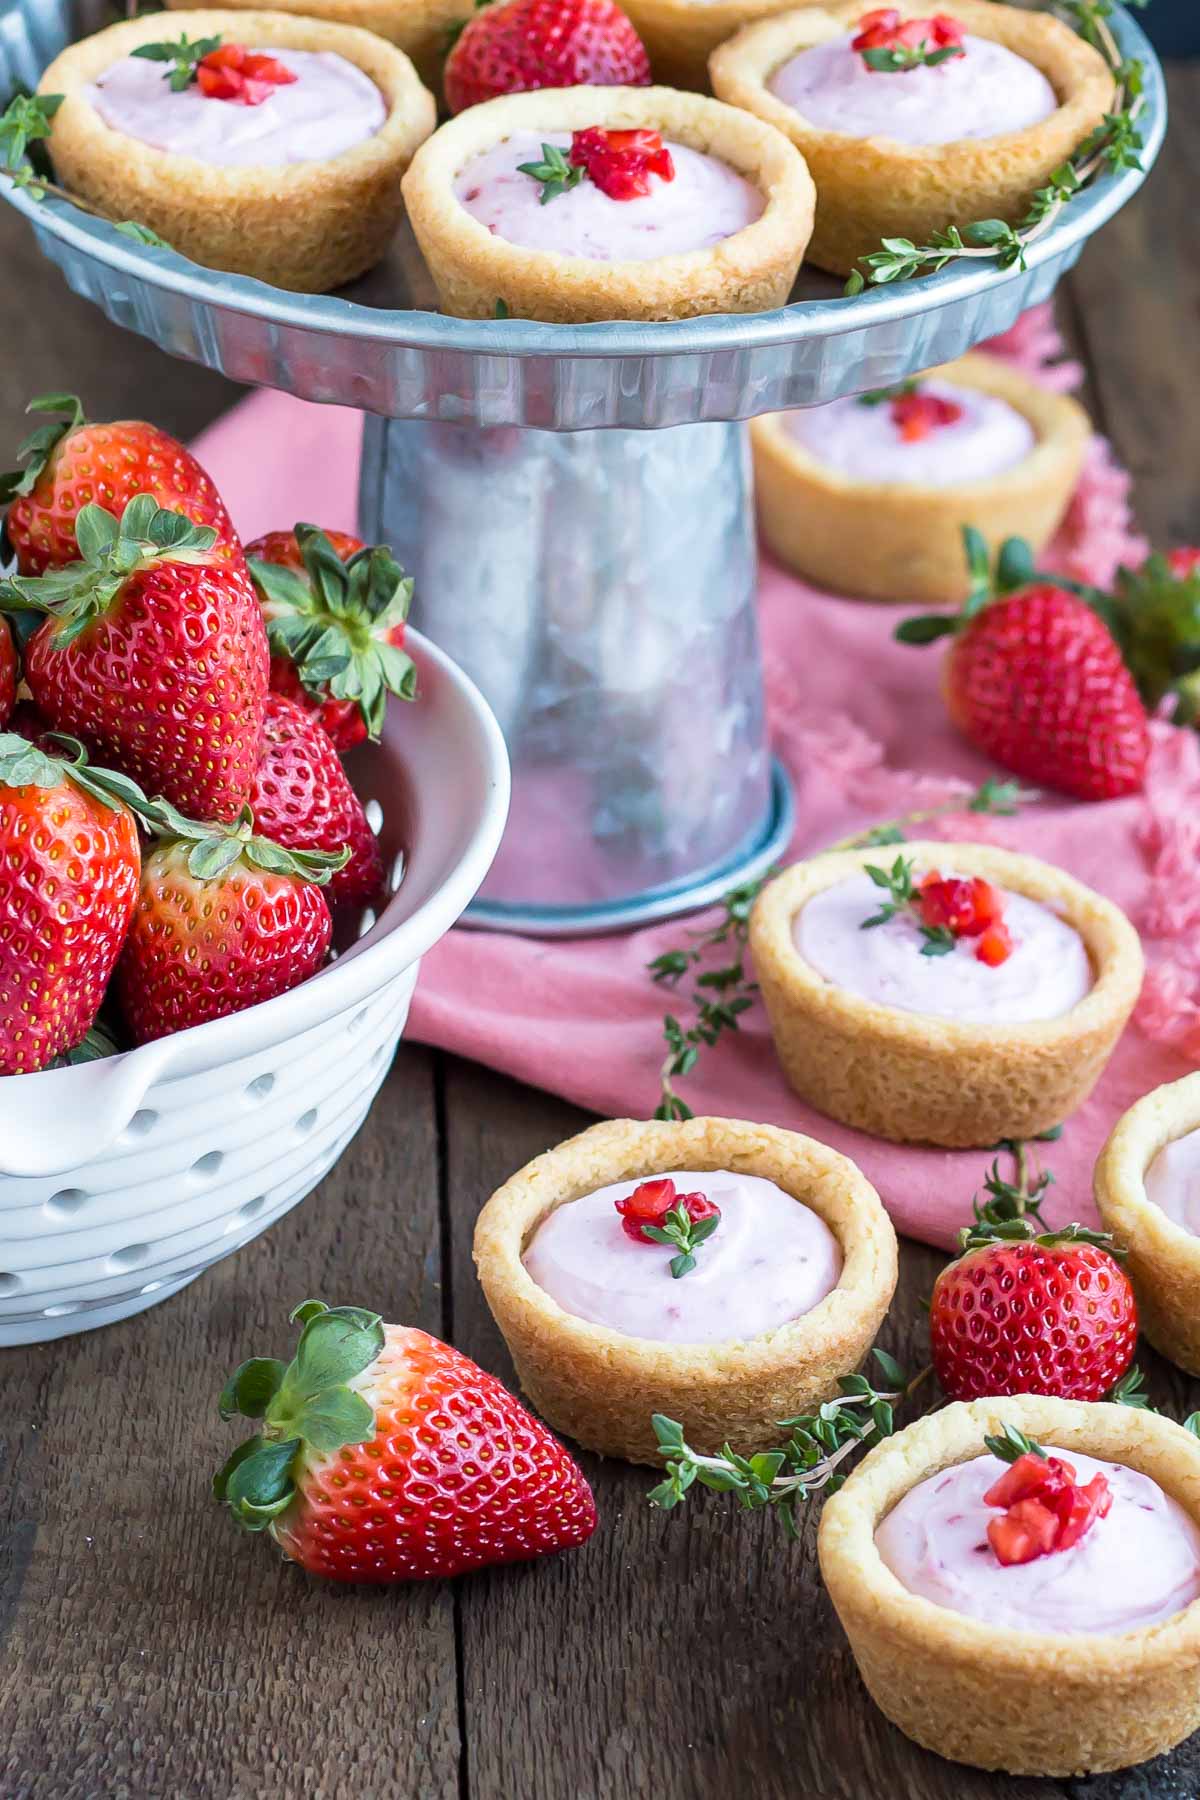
[194, 307, 1200, 1249]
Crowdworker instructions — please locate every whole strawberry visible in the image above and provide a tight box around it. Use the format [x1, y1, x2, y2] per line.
[1, 392, 239, 574]
[251, 693, 385, 908]
[1, 494, 269, 821]
[929, 1223, 1137, 1403]
[116, 803, 346, 1043]
[0, 732, 148, 1074]
[246, 524, 415, 751]
[898, 531, 1150, 802]
[214, 1300, 597, 1581]
[444, 0, 650, 114]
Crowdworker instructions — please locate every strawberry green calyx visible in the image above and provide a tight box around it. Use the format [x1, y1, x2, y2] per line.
[895, 528, 1041, 645]
[0, 493, 219, 643]
[955, 1218, 1122, 1259]
[0, 729, 157, 821]
[214, 1301, 385, 1531]
[0, 392, 82, 504]
[147, 798, 351, 885]
[249, 524, 416, 739]
[1113, 553, 1200, 721]
[131, 31, 223, 90]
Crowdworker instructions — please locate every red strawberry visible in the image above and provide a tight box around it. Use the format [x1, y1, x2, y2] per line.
[929, 1223, 1138, 1404]
[214, 1300, 597, 1581]
[2, 494, 269, 821]
[444, 0, 649, 114]
[898, 531, 1150, 801]
[568, 127, 674, 200]
[0, 731, 148, 1073]
[250, 693, 385, 908]
[246, 525, 415, 751]
[981, 1441, 1111, 1566]
[116, 802, 346, 1043]
[0, 618, 15, 727]
[1, 393, 239, 575]
[196, 42, 298, 104]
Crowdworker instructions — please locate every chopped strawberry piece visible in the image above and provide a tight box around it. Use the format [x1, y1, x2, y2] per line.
[614, 1177, 716, 1241]
[917, 873, 1003, 939]
[1054, 1473, 1113, 1549]
[569, 127, 674, 201]
[890, 390, 965, 443]
[976, 920, 1014, 966]
[983, 1452, 1075, 1509]
[677, 1190, 719, 1222]
[852, 8, 964, 55]
[198, 42, 297, 105]
[988, 1496, 1060, 1566]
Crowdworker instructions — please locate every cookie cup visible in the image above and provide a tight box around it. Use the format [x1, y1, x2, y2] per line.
[167, 0, 459, 90]
[710, 0, 1114, 276]
[749, 843, 1143, 1148]
[751, 353, 1090, 604]
[401, 86, 816, 322]
[819, 1396, 1200, 1776]
[473, 1115, 897, 1464]
[620, 0, 791, 92]
[1096, 1074, 1200, 1377]
[39, 10, 437, 292]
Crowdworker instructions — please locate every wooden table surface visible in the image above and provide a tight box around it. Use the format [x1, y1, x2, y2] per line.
[3, 62, 1200, 1800]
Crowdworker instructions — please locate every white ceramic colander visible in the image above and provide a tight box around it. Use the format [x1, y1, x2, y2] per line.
[0, 626, 509, 1345]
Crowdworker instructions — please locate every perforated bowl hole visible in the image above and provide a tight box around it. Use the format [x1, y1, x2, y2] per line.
[226, 1197, 266, 1232]
[123, 1109, 159, 1140]
[139, 1280, 166, 1296]
[0, 1273, 21, 1298]
[190, 1151, 223, 1179]
[295, 1108, 319, 1136]
[348, 1008, 369, 1037]
[107, 1244, 151, 1273]
[43, 1301, 82, 1318]
[45, 1188, 88, 1220]
[244, 1073, 275, 1103]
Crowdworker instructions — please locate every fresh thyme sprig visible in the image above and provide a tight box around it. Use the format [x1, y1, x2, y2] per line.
[984, 1423, 1047, 1463]
[859, 854, 958, 956]
[131, 31, 222, 90]
[638, 1202, 721, 1278]
[0, 93, 170, 246]
[857, 378, 919, 407]
[860, 38, 965, 73]
[516, 142, 584, 205]
[828, 777, 1039, 854]
[648, 1350, 929, 1534]
[844, 0, 1150, 295]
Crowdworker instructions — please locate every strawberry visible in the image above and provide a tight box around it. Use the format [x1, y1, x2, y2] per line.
[0, 618, 15, 727]
[981, 1435, 1112, 1567]
[1, 494, 269, 821]
[898, 530, 1150, 801]
[246, 525, 415, 751]
[116, 802, 346, 1043]
[1, 393, 239, 575]
[0, 732, 149, 1074]
[250, 692, 385, 908]
[929, 1223, 1138, 1404]
[195, 42, 298, 104]
[568, 127, 674, 200]
[444, 0, 650, 115]
[213, 1300, 598, 1581]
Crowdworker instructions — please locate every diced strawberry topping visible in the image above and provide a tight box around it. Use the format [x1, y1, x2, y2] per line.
[975, 920, 1014, 966]
[890, 390, 965, 443]
[197, 43, 298, 105]
[614, 1176, 715, 1242]
[984, 1448, 1111, 1566]
[852, 8, 965, 54]
[917, 873, 1003, 939]
[569, 127, 674, 201]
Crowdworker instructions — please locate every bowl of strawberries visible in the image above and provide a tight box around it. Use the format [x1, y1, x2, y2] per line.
[0, 397, 509, 1345]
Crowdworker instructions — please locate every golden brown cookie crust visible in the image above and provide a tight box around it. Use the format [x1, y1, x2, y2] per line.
[401, 85, 816, 322]
[473, 1115, 898, 1464]
[819, 1396, 1200, 1776]
[751, 352, 1091, 604]
[710, 0, 1115, 276]
[40, 10, 437, 292]
[167, 0, 461, 91]
[1096, 1073, 1200, 1377]
[621, 0, 792, 93]
[749, 842, 1143, 1148]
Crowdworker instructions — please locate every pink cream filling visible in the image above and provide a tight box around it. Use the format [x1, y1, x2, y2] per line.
[785, 380, 1036, 487]
[876, 1448, 1200, 1634]
[521, 1169, 842, 1344]
[453, 131, 764, 262]
[1145, 1127, 1200, 1238]
[768, 30, 1057, 146]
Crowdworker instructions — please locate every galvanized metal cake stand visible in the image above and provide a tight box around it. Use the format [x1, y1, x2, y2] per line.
[0, 0, 1165, 933]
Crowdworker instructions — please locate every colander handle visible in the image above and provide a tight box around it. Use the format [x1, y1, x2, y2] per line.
[0, 1040, 176, 1178]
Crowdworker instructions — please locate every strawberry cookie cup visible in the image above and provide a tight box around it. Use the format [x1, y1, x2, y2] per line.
[752, 353, 1090, 604]
[1096, 1073, 1200, 1378]
[750, 843, 1143, 1148]
[819, 1396, 1200, 1775]
[38, 10, 437, 292]
[710, 0, 1114, 276]
[401, 86, 815, 322]
[473, 1115, 898, 1465]
[167, 0, 461, 91]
